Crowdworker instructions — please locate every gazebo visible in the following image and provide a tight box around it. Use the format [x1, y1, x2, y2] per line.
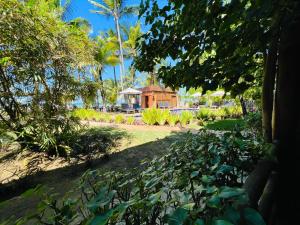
[119, 88, 142, 112]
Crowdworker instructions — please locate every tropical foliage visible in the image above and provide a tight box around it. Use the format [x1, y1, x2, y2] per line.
[15, 129, 268, 225]
[0, 0, 93, 156]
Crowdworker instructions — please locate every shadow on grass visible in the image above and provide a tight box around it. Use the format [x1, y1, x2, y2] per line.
[0, 130, 187, 205]
[205, 118, 245, 131]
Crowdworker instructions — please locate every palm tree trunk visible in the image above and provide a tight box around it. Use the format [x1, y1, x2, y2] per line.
[114, 11, 125, 90]
[113, 66, 118, 86]
[262, 38, 277, 143]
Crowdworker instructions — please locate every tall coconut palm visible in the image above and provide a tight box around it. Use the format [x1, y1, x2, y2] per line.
[92, 33, 120, 110]
[122, 22, 142, 85]
[88, 0, 139, 90]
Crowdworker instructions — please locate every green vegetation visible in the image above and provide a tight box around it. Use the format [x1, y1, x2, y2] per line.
[197, 107, 243, 121]
[114, 114, 125, 124]
[17, 130, 268, 224]
[205, 119, 246, 131]
[179, 111, 194, 126]
[166, 114, 179, 126]
[141, 108, 159, 125]
[142, 109, 194, 127]
[126, 116, 135, 125]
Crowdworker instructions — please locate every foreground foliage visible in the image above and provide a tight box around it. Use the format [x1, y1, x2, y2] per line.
[14, 129, 268, 225]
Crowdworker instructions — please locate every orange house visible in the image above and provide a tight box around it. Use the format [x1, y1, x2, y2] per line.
[139, 85, 178, 109]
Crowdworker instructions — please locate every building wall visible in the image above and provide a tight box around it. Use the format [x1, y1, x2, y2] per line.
[141, 91, 177, 108]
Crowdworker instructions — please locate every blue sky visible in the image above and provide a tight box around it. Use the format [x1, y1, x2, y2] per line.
[67, 0, 168, 82]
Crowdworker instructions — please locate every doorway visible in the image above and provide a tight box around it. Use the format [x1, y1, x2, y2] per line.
[145, 96, 149, 108]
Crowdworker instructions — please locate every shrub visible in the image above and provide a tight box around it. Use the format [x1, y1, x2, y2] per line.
[156, 109, 170, 125]
[142, 108, 158, 125]
[22, 130, 268, 225]
[126, 116, 135, 125]
[197, 107, 211, 121]
[115, 114, 125, 124]
[167, 114, 179, 126]
[244, 111, 262, 134]
[70, 127, 127, 155]
[103, 114, 112, 123]
[179, 111, 194, 126]
[18, 115, 81, 157]
[223, 106, 243, 119]
[71, 109, 100, 121]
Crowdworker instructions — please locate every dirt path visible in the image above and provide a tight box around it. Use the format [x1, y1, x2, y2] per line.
[0, 125, 183, 222]
[82, 120, 190, 132]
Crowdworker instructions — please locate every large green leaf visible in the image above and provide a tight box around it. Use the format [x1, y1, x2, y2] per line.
[212, 219, 234, 225]
[218, 187, 244, 199]
[243, 208, 266, 225]
[167, 208, 189, 225]
[89, 209, 114, 225]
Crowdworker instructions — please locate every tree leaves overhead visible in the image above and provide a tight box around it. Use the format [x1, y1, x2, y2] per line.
[135, 0, 275, 95]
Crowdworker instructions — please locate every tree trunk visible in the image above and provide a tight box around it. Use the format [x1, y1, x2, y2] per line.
[113, 66, 118, 86]
[274, 6, 300, 224]
[239, 96, 247, 116]
[262, 38, 278, 143]
[114, 9, 125, 90]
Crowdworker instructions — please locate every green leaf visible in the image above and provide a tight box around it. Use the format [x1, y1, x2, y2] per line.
[218, 187, 244, 199]
[243, 208, 266, 225]
[201, 175, 215, 184]
[0, 57, 10, 65]
[148, 191, 162, 205]
[89, 209, 114, 225]
[191, 171, 200, 178]
[182, 203, 195, 210]
[223, 206, 240, 224]
[212, 219, 234, 225]
[167, 207, 189, 225]
[207, 196, 221, 208]
[194, 219, 205, 225]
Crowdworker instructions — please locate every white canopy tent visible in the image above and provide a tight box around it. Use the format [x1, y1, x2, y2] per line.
[118, 88, 142, 110]
[119, 87, 142, 95]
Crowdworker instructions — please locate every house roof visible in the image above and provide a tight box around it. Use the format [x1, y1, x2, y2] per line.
[139, 85, 176, 93]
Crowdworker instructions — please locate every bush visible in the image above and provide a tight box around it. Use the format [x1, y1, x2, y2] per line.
[197, 107, 211, 121]
[223, 106, 243, 118]
[156, 109, 170, 125]
[103, 114, 112, 123]
[126, 116, 135, 125]
[167, 114, 179, 126]
[142, 108, 158, 125]
[114, 114, 125, 124]
[179, 111, 194, 126]
[18, 115, 81, 157]
[70, 127, 127, 155]
[244, 111, 262, 134]
[71, 109, 101, 121]
[21, 130, 268, 225]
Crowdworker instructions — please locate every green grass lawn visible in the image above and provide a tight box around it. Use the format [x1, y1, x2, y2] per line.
[205, 118, 245, 131]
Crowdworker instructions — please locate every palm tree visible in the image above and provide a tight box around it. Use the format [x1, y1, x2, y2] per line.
[88, 0, 139, 90]
[122, 22, 142, 84]
[92, 33, 120, 110]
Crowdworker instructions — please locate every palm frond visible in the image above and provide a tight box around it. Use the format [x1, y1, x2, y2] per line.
[120, 5, 139, 17]
[103, 0, 115, 9]
[88, 0, 111, 13]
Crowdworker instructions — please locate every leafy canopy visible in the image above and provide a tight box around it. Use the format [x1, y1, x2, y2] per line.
[135, 0, 275, 96]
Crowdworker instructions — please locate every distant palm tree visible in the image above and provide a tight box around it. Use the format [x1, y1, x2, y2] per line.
[92, 32, 120, 109]
[122, 22, 142, 84]
[88, 0, 139, 90]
